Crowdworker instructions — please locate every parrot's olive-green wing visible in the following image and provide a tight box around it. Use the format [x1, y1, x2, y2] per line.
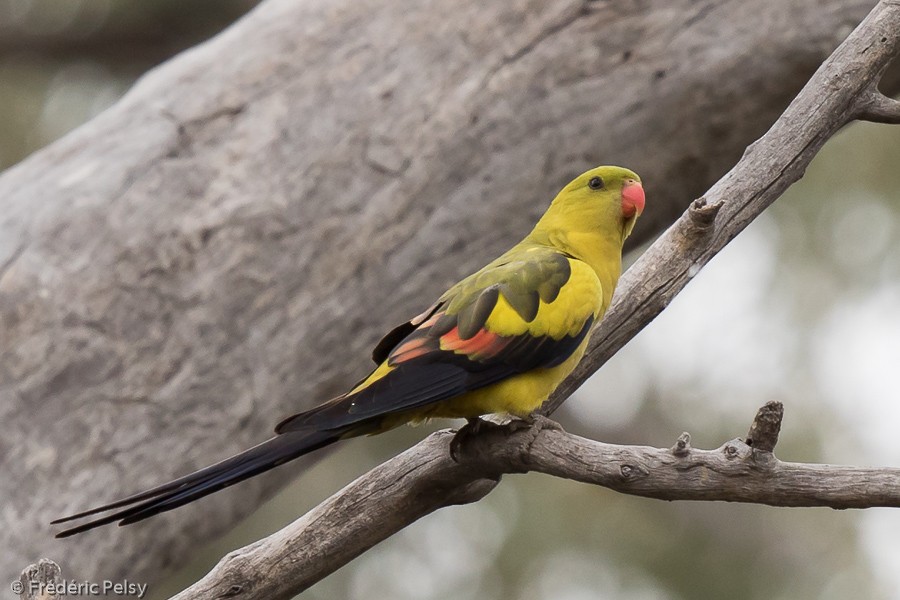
[440, 248, 574, 336]
[371, 248, 575, 363]
[277, 248, 596, 433]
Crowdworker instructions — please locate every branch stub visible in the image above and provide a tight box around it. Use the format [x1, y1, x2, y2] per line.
[671, 432, 692, 457]
[745, 401, 784, 453]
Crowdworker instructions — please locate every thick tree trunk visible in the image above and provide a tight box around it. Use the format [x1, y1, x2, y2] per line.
[0, 0, 894, 583]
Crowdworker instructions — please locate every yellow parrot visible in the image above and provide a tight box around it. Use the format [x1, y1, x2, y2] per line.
[53, 165, 645, 537]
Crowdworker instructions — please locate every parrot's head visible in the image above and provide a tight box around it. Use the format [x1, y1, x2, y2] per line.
[546, 165, 645, 241]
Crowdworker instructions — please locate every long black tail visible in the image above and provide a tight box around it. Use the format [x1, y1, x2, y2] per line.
[52, 428, 343, 537]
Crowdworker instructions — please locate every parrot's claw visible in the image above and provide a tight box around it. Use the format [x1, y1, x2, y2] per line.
[523, 413, 563, 432]
[450, 417, 513, 462]
[450, 415, 559, 462]
[505, 416, 534, 432]
[450, 417, 487, 462]
[509, 411, 562, 431]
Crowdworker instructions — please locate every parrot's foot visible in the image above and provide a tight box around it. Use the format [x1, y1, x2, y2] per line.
[504, 415, 534, 433]
[513, 412, 562, 432]
[504, 412, 557, 432]
[450, 418, 492, 462]
[449, 415, 561, 462]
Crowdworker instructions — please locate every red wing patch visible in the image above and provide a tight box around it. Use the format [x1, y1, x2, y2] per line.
[439, 326, 508, 361]
[391, 324, 508, 364]
[390, 337, 431, 363]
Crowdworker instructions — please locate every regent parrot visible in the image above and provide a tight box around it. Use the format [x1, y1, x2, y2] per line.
[53, 165, 645, 537]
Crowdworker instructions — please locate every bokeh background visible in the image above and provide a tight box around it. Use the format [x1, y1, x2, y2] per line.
[2, 2, 899, 599]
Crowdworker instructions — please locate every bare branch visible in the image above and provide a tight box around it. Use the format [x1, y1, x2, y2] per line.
[172, 405, 900, 600]
[495, 416, 900, 510]
[166, 2, 900, 598]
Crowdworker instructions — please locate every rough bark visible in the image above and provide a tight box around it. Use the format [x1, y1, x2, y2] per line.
[0, 0, 895, 584]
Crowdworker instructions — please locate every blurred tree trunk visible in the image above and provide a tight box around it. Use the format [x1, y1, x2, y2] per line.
[0, 0, 896, 584]
[0, 0, 259, 67]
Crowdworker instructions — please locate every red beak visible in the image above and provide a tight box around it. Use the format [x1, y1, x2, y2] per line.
[622, 179, 645, 218]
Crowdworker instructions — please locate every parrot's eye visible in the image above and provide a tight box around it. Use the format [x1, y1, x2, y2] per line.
[588, 176, 604, 190]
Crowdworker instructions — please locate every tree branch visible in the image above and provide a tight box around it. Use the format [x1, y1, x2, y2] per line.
[479, 411, 900, 511]
[166, 1, 900, 598]
[172, 403, 900, 600]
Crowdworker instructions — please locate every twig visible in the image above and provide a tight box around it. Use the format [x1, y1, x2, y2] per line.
[168, 2, 900, 598]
